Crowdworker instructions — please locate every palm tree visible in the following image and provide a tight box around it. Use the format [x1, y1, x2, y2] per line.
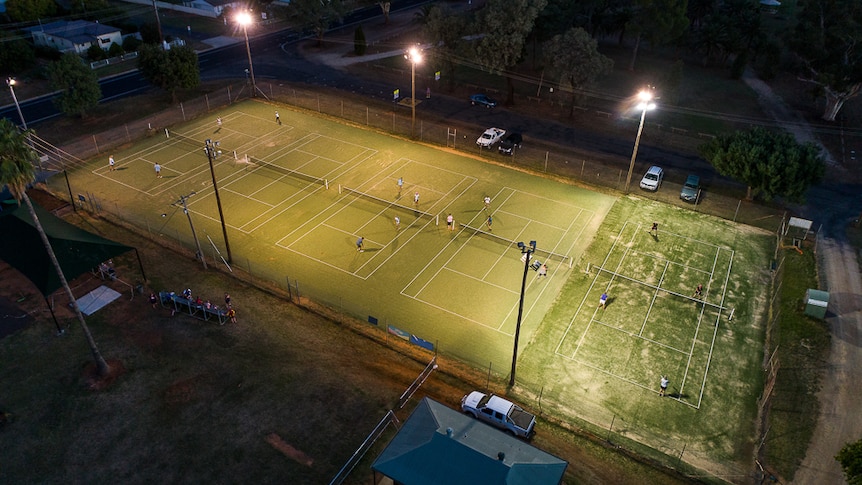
[0, 119, 110, 376]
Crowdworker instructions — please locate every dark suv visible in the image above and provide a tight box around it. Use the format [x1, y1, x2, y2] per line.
[498, 133, 523, 155]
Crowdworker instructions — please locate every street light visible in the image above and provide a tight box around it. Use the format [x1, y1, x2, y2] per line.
[175, 192, 207, 270]
[405, 46, 422, 138]
[510, 240, 536, 387]
[236, 12, 256, 97]
[624, 89, 656, 194]
[203, 139, 232, 263]
[7, 78, 27, 130]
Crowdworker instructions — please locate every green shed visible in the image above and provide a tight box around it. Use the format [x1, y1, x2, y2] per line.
[804, 289, 830, 319]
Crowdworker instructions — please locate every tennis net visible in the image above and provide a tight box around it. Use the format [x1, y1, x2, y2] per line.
[340, 185, 438, 224]
[459, 222, 572, 267]
[166, 129, 205, 150]
[247, 157, 328, 187]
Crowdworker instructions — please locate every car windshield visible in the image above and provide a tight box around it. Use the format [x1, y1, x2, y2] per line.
[645, 174, 658, 181]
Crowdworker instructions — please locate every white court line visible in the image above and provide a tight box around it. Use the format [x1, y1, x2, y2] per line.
[639, 260, 670, 337]
[557, 222, 637, 359]
[592, 318, 691, 354]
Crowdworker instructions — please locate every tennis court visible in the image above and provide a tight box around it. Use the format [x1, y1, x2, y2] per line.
[556, 220, 734, 407]
[59, 100, 616, 368]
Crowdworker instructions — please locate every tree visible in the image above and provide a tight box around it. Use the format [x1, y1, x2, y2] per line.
[137, 44, 200, 104]
[421, 4, 468, 92]
[46, 53, 102, 118]
[699, 127, 825, 202]
[837, 438, 862, 485]
[543, 27, 613, 117]
[0, 119, 111, 376]
[289, 0, 349, 47]
[473, 0, 547, 105]
[4, 0, 56, 22]
[0, 35, 36, 75]
[378, 1, 391, 24]
[787, 0, 862, 121]
[626, 0, 688, 71]
[354, 25, 366, 56]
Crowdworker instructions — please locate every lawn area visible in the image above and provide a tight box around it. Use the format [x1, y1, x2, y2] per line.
[39, 98, 775, 479]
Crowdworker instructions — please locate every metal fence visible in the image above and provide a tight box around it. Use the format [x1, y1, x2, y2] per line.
[38, 80, 793, 482]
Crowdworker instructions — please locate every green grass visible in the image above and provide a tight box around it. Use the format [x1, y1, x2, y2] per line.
[762, 245, 830, 481]
[45, 100, 776, 478]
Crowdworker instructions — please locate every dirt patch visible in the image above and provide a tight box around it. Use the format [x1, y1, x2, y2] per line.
[265, 433, 314, 466]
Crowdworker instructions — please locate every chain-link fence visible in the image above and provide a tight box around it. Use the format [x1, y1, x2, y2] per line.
[37, 80, 793, 482]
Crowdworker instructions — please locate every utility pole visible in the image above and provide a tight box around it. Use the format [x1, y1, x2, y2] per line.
[204, 139, 232, 263]
[176, 192, 207, 270]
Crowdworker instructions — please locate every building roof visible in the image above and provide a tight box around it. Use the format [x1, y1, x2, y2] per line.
[24, 20, 119, 44]
[372, 398, 567, 485]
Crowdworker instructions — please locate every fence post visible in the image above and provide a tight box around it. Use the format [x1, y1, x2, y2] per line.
[92, 135, 100, 154]
[227, 86, 232, 103]
[607, 414, 615, 442]
[544, 151, 548, 171]
[180, 102, 186, 121]
[205, 94, 210, 111]
[733, 200, 741, 222]
[125, 124, 131, 142]
[366, 107, 369, 125]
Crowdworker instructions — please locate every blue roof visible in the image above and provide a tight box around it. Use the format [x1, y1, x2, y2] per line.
[372, 398, 567, 485]
[24, 20, 118, 44]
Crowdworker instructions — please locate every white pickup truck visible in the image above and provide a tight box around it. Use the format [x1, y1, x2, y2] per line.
[461, 391, 536, 439]
[476, 127, 506, 148]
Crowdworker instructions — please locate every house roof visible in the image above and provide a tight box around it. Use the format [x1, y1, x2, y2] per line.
[372, 398, 567, 485]
[0, 201, 133, 296]
[24, 20, 119, 44]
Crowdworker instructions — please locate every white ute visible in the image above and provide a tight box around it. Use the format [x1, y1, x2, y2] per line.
[476, 127, 506, 148]
[460, 391, 536, 439]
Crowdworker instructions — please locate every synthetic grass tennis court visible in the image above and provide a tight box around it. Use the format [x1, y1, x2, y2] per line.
[53, 99, 773, 476]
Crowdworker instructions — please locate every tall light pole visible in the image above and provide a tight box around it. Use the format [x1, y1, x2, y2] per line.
[7, 78, 27, 130]
[237, 12, 256, 97]
[510, 240, 536, 387]
[175, 192, 207, 270]
[405, 46, 422, 138]
[204, 139, 232, 263]
[624, 89, 656, 194]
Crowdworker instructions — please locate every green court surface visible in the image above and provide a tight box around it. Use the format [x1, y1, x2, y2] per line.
[56, 100, 616, 371]
[55, 100, 775, 472]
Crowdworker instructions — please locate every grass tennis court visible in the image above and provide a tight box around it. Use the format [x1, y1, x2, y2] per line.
[52, 99, 774, 476]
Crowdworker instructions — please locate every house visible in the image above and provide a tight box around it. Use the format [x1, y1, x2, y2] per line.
[372, 398, 568, 485]
[24, 20, 122, 55]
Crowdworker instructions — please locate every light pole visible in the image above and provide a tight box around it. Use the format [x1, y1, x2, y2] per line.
[624, 89, 656, 194]
[175, 192, 207, 270]
[405, 46, 422, 138]
[7, 78, 27, 130]
[510, 240, 536, 387]
[204, 139, 232, 263]
[237, 12, 256, 97]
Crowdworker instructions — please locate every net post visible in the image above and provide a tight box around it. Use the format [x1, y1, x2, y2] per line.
[165, 128, 169, 138]
[338, 184, 342, 195]
[568, 257, 573, 269]
[729, 308, 735, 321]
[435, 214, 439, 225]
[325, 179, 329, 190]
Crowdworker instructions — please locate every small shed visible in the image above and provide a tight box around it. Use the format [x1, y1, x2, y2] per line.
[804, 289, 829, 319]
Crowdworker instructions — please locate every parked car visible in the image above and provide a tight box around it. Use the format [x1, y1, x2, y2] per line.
[639, 165, 664, 191]
[680, 174, 701, 202]
[470, 94, 497, 108]
[498, 133, 523, 155]
[476, 127, 506, 148]
[461, 391, 536, 439]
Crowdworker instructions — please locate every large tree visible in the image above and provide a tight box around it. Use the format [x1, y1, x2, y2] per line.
[0, 34, 36, 75]
[699, 127, 824, 202]
[473, 0, 547, 106]
[543, 27, 613, 117]
[0, 119, 111, 376]
[837, 438, 862, 485]
[289, 0, 349, 46]
[421, 4, 468, 93]
[4, 0, 56, 22]
[626, 0, 689, 71]
[787, 0, 862, 121]
[138, 44, 200, 104]
[46, 53, 102, 118]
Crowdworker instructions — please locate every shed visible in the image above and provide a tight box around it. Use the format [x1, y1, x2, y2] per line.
[372, 397, 567, 485]
[804, 289, 829, 319]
